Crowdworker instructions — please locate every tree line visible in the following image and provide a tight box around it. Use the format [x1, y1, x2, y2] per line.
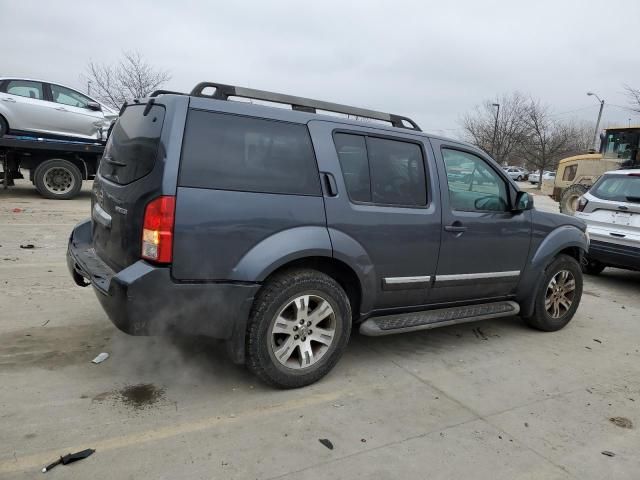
[461, 92, 597, 187]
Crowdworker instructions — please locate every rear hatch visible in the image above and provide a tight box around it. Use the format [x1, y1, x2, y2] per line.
[91, 103, 167, 272]
[581, 172, 640, 246]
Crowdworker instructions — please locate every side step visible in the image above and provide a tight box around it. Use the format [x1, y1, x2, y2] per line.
[359, 301, 520, 336]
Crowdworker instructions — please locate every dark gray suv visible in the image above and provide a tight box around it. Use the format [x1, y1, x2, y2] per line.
[68, 82, 588, 388]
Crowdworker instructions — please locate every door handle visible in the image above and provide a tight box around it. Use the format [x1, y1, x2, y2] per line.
[55, 107, 67, 111]
[444, 222, 467, 233]
[322, 172, 338, 197]
[1, 97, 16, 102]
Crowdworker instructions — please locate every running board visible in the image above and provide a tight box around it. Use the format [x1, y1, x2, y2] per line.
[359, 301, 520, 336]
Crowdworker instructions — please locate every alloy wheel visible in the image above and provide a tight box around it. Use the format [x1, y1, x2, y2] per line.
[545, 270, 576, 318]
[270, 294, 336, 369]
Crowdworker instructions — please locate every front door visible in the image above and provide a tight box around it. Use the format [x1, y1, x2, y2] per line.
[309, 121, 442, 312]
[44, 83, 105, 139]
[431, 141, 531, 303]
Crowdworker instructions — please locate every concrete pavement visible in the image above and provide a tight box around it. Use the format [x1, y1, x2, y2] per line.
[1, 181, 639, 479]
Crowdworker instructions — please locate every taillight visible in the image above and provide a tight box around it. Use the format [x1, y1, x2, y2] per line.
[141, 196, 175, 263]
[576, 196, 588, 212]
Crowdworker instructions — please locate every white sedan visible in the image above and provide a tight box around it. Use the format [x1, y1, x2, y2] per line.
[529, 171, 556, 184]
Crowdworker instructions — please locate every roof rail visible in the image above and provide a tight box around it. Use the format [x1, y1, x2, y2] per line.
[188, 82, 421, 131]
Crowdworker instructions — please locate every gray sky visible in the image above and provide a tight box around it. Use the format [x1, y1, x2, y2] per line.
[1, 0, 639, 138]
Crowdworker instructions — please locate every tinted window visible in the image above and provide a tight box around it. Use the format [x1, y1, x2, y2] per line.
[6, 80, 43, 99]
[443, 149, 508, 212]
[367, 137, 426, 206]
[334, 133, 371, 202]
[99, 104, 165, 185]
[591, 174, 640, 202]
[180, 110, 320, 195]
[333, 134, 427, 206]
[51, 84, 90, 108]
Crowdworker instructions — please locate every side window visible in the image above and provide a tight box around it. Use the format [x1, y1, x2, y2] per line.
[367, 137, 427, 206]
[50, 84, 90, 108]
[5, 80, 43, 100]
[334, 133, 371, 202]
[442, 149, 508, 212]
[333, 133, 427, 206]
[562, 164, 577, 181]
[179, 110, 321, 195]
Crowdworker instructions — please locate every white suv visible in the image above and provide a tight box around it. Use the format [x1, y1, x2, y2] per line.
[575, 169, 640, 274]
[0, 78, 117, 142]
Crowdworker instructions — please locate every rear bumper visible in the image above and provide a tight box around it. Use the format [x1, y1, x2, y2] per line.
[588, 239, 640, 271]
[67, 219, 260, 359]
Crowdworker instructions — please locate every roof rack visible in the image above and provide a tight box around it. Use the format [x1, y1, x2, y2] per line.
[179, 82, 421, 131]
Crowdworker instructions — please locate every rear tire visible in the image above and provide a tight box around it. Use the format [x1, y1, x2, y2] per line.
[246, 269, 351, 388]
[582, 258, 606, 275]
[524, 254, 583, 332]
[34, 159, 83, 200]
[517, 175, 523, 181]
[559, 184, 589, 215]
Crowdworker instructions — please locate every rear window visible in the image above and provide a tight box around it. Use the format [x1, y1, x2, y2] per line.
[591, 174, 640, 203]
[99, 104, 165, 185]
[179, 110, 321, 195]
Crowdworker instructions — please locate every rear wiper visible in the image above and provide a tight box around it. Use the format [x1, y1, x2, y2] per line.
[625, 196, 640, 203]
[102, 156, 127, 167]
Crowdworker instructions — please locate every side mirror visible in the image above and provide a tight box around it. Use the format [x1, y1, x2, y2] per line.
[86, 101, 102, 111]
[513, 191, 533, 212]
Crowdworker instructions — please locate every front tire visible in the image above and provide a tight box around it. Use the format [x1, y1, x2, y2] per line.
[34, 159, 83, 200]
[524, 254, 583, 332]
[517, 175, 523, 181]
[246, 269, 352, 388]
[0, 115, 8, 137]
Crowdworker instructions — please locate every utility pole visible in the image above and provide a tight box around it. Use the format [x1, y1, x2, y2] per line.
[87, 80, 92, 96]
[491, 103, 500, 159]
[587, 92, 605, 151]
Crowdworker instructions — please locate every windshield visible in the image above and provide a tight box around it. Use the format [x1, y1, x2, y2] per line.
[601, 129, 640, 164]
[591, 173, 640, 203]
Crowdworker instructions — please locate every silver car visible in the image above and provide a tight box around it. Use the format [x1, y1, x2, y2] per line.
[575, 169, 640, 274]
[504, 166, 527, 181]
[0, 78, 117, 141]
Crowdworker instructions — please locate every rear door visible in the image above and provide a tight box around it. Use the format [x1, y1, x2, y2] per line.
[309, 121, 441, 310]
[0, 80, 50, 133]
[431, 141, 531, 303]
[92, 103, 168, 272]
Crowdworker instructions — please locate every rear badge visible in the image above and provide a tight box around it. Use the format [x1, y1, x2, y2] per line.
[114, 206, 128, 215]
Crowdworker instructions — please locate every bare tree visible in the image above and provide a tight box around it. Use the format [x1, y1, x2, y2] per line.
[624, 84, 640, 113]
[461, 92, 529, 166]
[84, 51, 171, 110]
[519, 99, 573, 189]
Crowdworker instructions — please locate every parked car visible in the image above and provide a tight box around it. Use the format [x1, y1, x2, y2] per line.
[504, 167, 528, 181]
[67, 82, 588, 388]
[0, 78, 117, 142]
[575, 169, 640, 274]
[529, 170, 556, 184]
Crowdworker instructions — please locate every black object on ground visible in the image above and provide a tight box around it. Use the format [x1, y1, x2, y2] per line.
[601, 451, 616, 457]
[20, 244, 35, 249]
[319, 439, 334, 450]
[42, 448, 95, 472]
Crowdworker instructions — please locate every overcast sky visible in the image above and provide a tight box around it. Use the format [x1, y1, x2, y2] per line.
[1, 0, 639, 138]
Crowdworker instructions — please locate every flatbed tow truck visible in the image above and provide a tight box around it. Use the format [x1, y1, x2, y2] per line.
[0, 135, 104, 199]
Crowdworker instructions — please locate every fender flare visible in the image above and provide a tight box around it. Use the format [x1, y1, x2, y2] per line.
[517, 225, 588, 317]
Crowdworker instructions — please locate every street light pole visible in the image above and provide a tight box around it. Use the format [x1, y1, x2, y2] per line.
[587, 92, 605, 151]
[491, 103, 500, 159]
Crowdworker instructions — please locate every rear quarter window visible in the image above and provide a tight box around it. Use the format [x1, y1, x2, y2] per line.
[179, 110, 321, 195]
[99, 104, 165, 185]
